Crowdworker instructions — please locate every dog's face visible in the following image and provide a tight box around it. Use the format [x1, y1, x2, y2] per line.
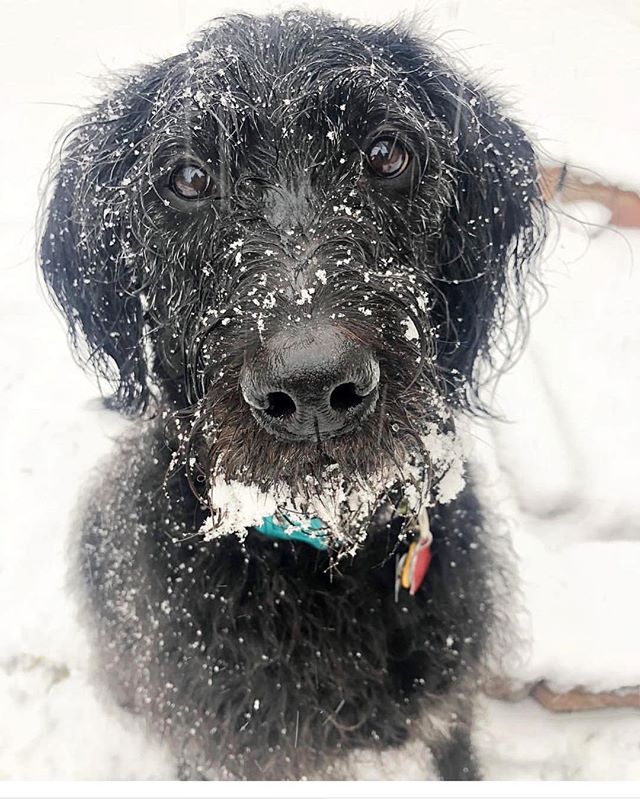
[41, 12, 542, 518]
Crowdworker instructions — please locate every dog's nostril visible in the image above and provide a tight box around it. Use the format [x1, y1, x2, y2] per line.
[265, 391, 296, 419]
[329, 382, 365, 412]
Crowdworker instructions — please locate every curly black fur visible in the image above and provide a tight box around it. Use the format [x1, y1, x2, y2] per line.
[39, 10, 544, 779]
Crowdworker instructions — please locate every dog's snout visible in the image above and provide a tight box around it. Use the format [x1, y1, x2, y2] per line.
[240, 327, 380, 441]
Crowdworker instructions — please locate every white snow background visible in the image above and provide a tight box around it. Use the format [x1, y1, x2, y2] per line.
[1, 0, 639, 783]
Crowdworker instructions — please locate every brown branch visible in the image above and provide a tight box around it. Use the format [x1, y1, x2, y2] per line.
[540, 164, 640, 228]
[531, 681, 640, 713]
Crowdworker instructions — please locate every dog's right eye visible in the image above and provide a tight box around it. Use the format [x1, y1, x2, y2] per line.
[169, 163, 213, 200]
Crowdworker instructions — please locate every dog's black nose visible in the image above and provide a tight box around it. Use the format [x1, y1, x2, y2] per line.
[240, 327, 380, 442]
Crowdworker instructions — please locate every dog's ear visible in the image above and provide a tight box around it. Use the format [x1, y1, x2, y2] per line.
[39, 65, 170, 413]
[430, 75, 544, 404]
[382, 31, 545, 408]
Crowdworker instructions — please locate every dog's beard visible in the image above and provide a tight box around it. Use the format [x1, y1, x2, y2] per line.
[174, 384, 467, 556]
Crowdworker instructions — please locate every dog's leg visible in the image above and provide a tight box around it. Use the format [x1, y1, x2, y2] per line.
[431, 726, 480, 781]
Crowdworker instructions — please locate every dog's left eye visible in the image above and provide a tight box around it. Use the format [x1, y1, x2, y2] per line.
[169, 163, 213, 200]
[366, 137, 411, 179]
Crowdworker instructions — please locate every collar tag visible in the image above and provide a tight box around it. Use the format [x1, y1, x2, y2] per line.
[395, 508, 433, 598]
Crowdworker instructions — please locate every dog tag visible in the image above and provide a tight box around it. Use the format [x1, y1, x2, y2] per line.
[397, 508, 433, 597]
[410, 507, 433, 595]
[409, 538, 432, 596]
[394, 554, 404, 602]
[401, 542, 416, 589]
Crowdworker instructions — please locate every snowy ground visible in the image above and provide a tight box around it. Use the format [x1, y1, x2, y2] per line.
[1, 0, 640, 783]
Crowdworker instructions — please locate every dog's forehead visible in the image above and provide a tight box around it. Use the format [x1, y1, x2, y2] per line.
[188, 12, 406, 80]
[151, 14, 428, 136]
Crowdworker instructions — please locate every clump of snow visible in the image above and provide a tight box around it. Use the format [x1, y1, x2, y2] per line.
[421, 423, 467, 505]
[202, 464, 389, 555]
[203, 478, 278, 537]
[435, 460, 466, 505]
[401, 316, 419, 341]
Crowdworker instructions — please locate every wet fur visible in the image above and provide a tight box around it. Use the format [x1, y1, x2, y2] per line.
[78, 426, 496, 779]
[40, 11, 544, 779]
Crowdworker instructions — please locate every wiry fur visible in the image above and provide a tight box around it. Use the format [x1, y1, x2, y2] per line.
[78, 429, 503, 779]
[40, 11, 544, 779]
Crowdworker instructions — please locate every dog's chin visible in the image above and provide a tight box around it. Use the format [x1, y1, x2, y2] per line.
[201, 411, 468, 550]
[194, 397, 464, 548]
[204, 451, 400, 554]
[209, 426, 406, 493]
[201, 423, 427, 554]
[192, 373, 455, 501]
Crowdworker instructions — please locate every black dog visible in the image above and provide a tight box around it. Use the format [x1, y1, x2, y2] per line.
[40, 11, 543, 780]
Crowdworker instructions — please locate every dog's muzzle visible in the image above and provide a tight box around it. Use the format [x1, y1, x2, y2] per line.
[240, 325, 380, 442]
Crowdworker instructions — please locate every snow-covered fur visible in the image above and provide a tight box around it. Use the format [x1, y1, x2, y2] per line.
[39, 11, 544, 779]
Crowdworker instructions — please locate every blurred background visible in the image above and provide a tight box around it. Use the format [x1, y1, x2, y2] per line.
[1, 0, 639, 780]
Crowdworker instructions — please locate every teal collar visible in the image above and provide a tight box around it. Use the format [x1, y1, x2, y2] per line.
[254, 515, 328, 550]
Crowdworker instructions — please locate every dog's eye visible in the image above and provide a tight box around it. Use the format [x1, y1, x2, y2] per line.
[367, 138, 411, 179]
[169, 163, 213, 200]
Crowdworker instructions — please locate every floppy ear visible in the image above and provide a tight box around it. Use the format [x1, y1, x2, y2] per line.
[39, 66, 168, 413]
[430, 74, 544, 403]
[382, 30, 545, 407]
